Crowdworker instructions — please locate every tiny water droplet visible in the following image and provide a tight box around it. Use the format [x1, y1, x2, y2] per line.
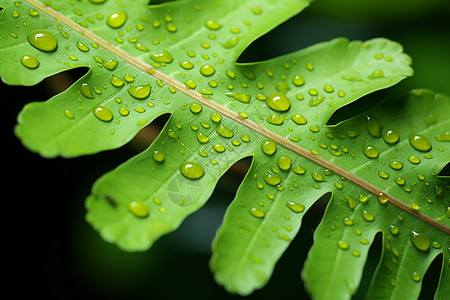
[383, 129, 400, 144]
[250, 207, 265, 218]
[205, 20, 221, 30]
[337, 240, 349, 250]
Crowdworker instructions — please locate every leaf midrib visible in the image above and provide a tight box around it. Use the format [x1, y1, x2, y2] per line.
[24, 0, 450, 235]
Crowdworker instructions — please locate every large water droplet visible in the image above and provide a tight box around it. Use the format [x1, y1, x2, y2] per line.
[266, 93, 291, 112]
[200, 64, 215, 76]
[129, 201, 149, 218]
[383, 129, 400, 144]
[277, 156, 292, 171]
[291, 114, 307, 125]
[410, 231, 430, 252]
[107, 11, 127, 28]
[27, 29, 58, 52]
[361, 210, 374, 222]
[150, 51, 173, 64]
[205, 20, 221, 30]
[263, 173, 282, 186]
[286, 201, 305, 213]
[409, 134, 432, 152]
[180, 162, 204, 180]
[152, 150, 165, 163]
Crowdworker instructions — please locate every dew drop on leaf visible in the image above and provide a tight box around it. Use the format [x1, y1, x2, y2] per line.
[312, 172, 325, 182]
[110, 75, 124, 87]
[213, 143, 225, 153]
[361, 210, 374, 222]
[409, 134, 432, 152]
[249, 207, 265, 218]
[80, 83, 94, 99]
[216, 123, 234, 138]
[129, 201, 149, 218]
[435, 131, 450, 141]
[196, 131, 209, 144]
[277, 156, 292, 171]
[225, 92, 252, 103]
[267, 114, 283, 125]
[377, 192, 389, 204]
[292, 75, 305, 86]
[150, 51, 173, 64]
[180, 161, 204, 180]
[189, 102, 202, 114]
[221, 36, 240, 49]
[286, 201, 305, 213]
[409, 230, 430, 252]
[337, 240, 349, 250]
[200, 64, 215, 76]
[27, 29, 58, 52]
[383, 129, 400, 144]
[20, 55, 39, 69]
[291, 114, 307, 125]
[205, 20, 221, 30]
[362, 145, 379, 159]
[263, 173, 282, 186]
[180, 61, 194, 69]
[93, 106, 113, 122]
[411, 272, 421, 282]
[261, 140, 277, 156]
[368, 69, 384, 79]
[76, 41, 90, 52]
[103, 59, 118, 70]
[118, 107, 130, 116]
[388, 161, 403, 170]
[128, 84, 151, 99]
[389, 225, 399, 235]
[106, 12, 127, 28]
[365, 115, 383, 138]
[408, 155, 421, 164]
[152, 150, 165, 163]
[266, 93, 291, 112]
[292, 166, 306, 175]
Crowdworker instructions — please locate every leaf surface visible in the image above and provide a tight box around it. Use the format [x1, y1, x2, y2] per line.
[1, 0, 448, 299]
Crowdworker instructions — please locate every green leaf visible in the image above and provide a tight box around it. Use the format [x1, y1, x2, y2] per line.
[1, 0, 448, 299]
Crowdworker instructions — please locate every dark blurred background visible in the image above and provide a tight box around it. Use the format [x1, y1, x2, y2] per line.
[2, 0, 449, 299]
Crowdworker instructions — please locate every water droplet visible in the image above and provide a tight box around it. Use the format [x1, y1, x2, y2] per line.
[263, 173, 282, 186]
[435, 131, 450, 141]
[267, 114, 283, 125]
[221, 36, 239, 49]
[286, 201, 305, 213]
[410, 231, 429, 252]
[185, 79, 197, 89]
[292, 75, 305, 86]
[205, 20, 221, 30]
[180, 61, 194, 69]
[363, 145, 379, 159]
[291, 114, 307, 125]
[343, 218, 354, 226]
[119, 107, 129, 116]
[180, 161, 204, 180]
[129, 201, 149, 218]
[225, 92, 251, 103]
[196, 131, 209, 144]
[103, 59, 118, 70]
[409, 134, 432, 152]
[150, 51, 173, 64]
[93, 106, 113, 122]
[107, 11, 127, 28]
[110, 75, 124, 87]
[368, 69, 384, 79]
[152, 150, 165, 163]
[377, 192, 389, 204]
[27, 29, 58, 52]
[20, 55, 39, 69]
[312, 172, 325, 182]
[361, 210, 374, 222]
[292, 166, 306, 175]
[389, 161, 403, 170]
[189, 102, 202, 114]
[337, 240, 349, 250]
[64, 110, 75, 119]
[210, 112, 222, 123]
[411, 272, 421, 282]
[277, 156, 292, 171]
[383, 129, 400, 144]
[266, 93, 291, 112]
[395, 177, 406, 185]
[406, 156, 420, 165]
[389, 225, 399, 235]
[249, 207, 265, 218]
[128, 84, 151, 99]
[216, 123, 234, 138]
[309, 96, 325, 107]
[378, 171, 389, 179]
[76, 41, 90, 52]
[365, 115, 383, 138]
[200, 64, 215, 76]
[261, 140, 277, 155]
